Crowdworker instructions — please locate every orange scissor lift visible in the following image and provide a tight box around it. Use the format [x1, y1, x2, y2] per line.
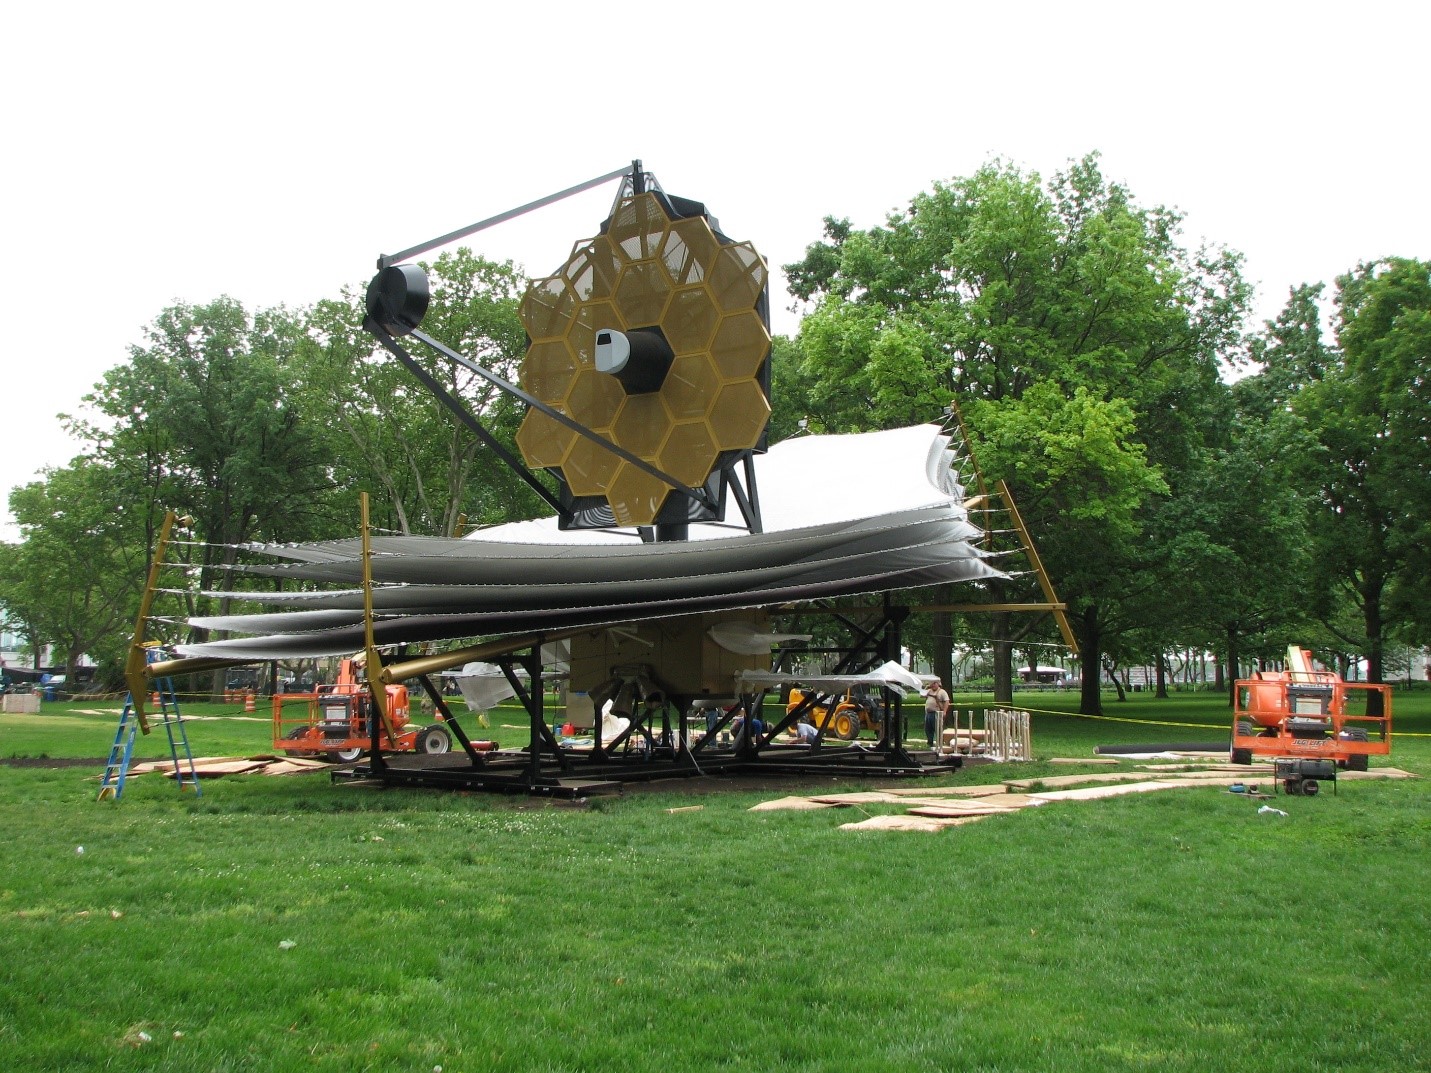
[1230, 646, 1392, 795]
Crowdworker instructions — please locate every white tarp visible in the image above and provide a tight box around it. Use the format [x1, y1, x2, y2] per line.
[472, 424, 965, 545]
[735, 660, 928, 697]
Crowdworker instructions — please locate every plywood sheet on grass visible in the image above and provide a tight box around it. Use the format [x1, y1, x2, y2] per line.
[880, 784, 1013, 798]
[126, 756, 245, 775]
[839, 814, 987, 832]
[1007, 770, 1266, 792]
[262, 760, 333, 775]
[176, 760, 270, 776]
[1139, 762, 1275, 772]
[1028, 780, 1197, 802]
[748, 796, 842, 811]
[1005, 772, 1167, 791]
[907, 803, 1029, 818]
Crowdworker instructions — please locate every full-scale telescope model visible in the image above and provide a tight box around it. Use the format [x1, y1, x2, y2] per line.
[126, 162, 1071, 794]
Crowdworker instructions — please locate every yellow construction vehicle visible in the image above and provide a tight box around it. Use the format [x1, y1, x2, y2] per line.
[785, 685, 884, 741]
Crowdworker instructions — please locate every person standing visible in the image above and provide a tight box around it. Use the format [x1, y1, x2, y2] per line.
[923, 678, 950, 748]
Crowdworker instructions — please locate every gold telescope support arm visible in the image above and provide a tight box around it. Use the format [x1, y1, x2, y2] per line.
[373, 624, 592, 686]
[947, 396, 993, 546]
[998, 480, 1079, 656]
[123, 510, 179, 734]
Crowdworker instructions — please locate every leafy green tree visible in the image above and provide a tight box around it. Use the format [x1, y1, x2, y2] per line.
[781, 154, 1248, 712]
[1146, 392, 1314, 704]
[1257, 259, 1431, 689]
[0, 460, 147, 682]
[296, 250, 538, 537]
[72, 298, 335, 689]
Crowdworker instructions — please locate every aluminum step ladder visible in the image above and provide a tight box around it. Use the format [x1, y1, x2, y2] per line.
[98, 649, 201, 801]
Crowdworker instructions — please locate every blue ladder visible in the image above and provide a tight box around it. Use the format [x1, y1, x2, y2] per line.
[98, 650, 201, 801]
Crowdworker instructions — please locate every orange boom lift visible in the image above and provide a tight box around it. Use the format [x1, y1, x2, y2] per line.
[1230, 645, 1392, 795]
[272, 657, 451, 763]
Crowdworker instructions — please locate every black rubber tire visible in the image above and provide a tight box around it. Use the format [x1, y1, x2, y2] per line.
[1338, 727, 1369, 771]
[1236, 720, 1254, 738]
[413, 724, 452, 755]
[333, 746, 365, 763]
[283, 726, 319, 758]
[1230, 747, 1253, 766]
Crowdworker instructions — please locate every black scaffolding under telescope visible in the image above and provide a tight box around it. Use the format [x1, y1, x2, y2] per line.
[332, 596, 951, 799]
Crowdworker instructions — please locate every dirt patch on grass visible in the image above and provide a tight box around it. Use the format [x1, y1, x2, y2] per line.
[1, 757, 106, 768]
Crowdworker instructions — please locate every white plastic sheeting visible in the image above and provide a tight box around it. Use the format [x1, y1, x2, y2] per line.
[176, 425, 1003, 660]
[735, 660, 929, 697]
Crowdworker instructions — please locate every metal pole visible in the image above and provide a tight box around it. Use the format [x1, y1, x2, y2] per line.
[377, 164, 633, 269]
[359, 493, 398, 750]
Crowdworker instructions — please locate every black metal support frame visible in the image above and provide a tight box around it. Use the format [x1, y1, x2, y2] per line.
[335, 604, 958, 797]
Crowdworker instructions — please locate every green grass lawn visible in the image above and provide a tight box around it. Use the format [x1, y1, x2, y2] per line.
[2, 689, 1428, 1072]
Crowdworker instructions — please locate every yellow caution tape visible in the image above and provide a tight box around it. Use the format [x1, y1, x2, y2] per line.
[1007, 704, 1431, 737]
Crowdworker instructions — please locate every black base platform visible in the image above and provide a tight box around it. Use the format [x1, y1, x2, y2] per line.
[332, 743, 963, 798]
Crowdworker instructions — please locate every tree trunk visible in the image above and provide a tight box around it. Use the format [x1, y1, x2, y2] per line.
[1077, 604, 1102, 716]
[1225, 625, 1239, 708]
[1363, 581, 1386, 716]
[992, 610, 1013, 704]
[1154, 652, 1168, 698]
[931, 603, 954, 690]
[1105, 659, 1128, 703]
[66, 647, 84, 692]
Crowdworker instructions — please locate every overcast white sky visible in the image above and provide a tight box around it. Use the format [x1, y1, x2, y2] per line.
[2, 0, 1425, 540]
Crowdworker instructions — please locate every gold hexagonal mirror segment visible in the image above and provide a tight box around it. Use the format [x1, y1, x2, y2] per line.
[605, 464, 674, 528]
[709, 243, 768, 315]
[564, 369, 626, 432]
[708, 379, 772, 451]
[659, 218, 723, 286]
[520, 339, 580, 402]
[519, 276, 576, 341]
[710, 311, 771, 381]
[514, 409, 577, 470]
[663, 353, 724, 421]
[563, 238, 621, 302]
[663, 286, 721, 353]
[611, 393, 674, 461]
[562, 435, 624, 497]
[614, 261, 671, 330]
[656, 419, 720, 488]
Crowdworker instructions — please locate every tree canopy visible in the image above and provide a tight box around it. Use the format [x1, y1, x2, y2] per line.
[781, 154, 1249, 711]
[1242, 259, 1431, 687]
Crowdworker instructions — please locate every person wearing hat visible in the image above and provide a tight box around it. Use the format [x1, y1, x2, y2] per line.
[923, 678, 950, 748]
